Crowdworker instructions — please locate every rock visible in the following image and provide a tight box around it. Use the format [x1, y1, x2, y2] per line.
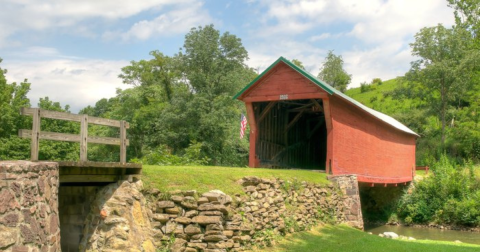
[104, 216, 127, 224]
[192, 216, 222, 225]
[408, 237, 416, 240]
[185, 224, 202, 235]
[199, 211, 223, 216]
[197, 197, 209, 204]
[204, 235, 227, 242]
[383, 232, 399, 239]
[152, 214, 170, 223]
[188, 242, 207, 250]
[157, 201, 175, 209]
[171, 238, 187, 252]
[175, 217, 192, 225]
[184, 210, 198, 218]
[181, 197, 198, 209]
[198, 203, 228, 215]
[171, 195, 184, 203]
[0, 226, 16, 248]
[241, 176, 262, 186]
[161, 221, 177, 234]
[454, 240, 462, 243]
[165, 206, 181, 214]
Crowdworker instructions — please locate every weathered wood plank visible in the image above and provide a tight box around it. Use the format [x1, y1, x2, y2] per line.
[323, 98, 333, 130]
[120, 120, 127, 163]
[88, 135, 130, 146]
[285, 110, 305, 133]
[21, 107, 128, 128]
[60, 174, 141, 183]
[310, 99, 324, 113]
[80, 114, 88, 162]
[57, 161, 141, 169]
[31, 108, 40, 161]
[257, 101, 276, 124]
[246, 102, 257, 167]
[19, 130, 130, 146]
[89, 116, 130, 128]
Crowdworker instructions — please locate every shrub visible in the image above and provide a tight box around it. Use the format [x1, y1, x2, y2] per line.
[397, 154, 480, 226]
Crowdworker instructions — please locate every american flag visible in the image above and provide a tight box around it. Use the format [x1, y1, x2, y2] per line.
[240, 114, 247, 139]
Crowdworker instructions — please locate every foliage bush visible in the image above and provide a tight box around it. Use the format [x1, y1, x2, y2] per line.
[397, 154, 480, 226]
[134, 142, 210, 166]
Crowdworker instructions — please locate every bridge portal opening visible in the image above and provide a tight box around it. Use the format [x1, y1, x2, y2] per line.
[254, 99, 327, 170]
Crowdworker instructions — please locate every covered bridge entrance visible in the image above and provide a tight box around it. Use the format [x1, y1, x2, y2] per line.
[235, 57, 418, 185]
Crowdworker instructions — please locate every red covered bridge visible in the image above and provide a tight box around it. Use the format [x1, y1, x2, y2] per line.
[234, 57, 418, 186]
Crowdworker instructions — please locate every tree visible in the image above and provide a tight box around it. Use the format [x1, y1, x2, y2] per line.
[291, 59, 305, 70]
[0, 58, 31, 160]
[448, 0, 480, 43]
[405, 24, 474, 147]
[109, 25, 256, 165]
[317, 50, 351, 92]
[179, 24, 253, 97]
[0, 58, 31, 138]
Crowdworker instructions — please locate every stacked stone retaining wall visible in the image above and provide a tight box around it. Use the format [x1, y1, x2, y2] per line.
[0, 161, 60, 252]
[140, 175, 363, 251]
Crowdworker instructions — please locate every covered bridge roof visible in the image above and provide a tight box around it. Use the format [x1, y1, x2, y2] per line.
[234, 56, 419, 137]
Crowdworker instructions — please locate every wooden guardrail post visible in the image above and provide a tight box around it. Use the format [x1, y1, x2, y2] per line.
[80, 114, 88, 162]
[31, 108, 40, 161]
[120, 120, 126, 163]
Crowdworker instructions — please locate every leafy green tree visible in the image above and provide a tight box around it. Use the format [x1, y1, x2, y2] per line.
[0, 58, 31, 138]
[179, 24, 252, 97]
[448, 0, 480, 43]
[405, 24, 475, 147]
[103, 25, 256, 165]
[291, 59, 305, 70]
[0, 58, 32, 160]
[317, 50, 351, 92]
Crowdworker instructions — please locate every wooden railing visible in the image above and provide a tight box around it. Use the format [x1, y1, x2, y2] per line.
[18, 107, 130, 163]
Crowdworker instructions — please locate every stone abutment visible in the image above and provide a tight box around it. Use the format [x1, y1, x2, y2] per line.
[1, 161, 363, 252]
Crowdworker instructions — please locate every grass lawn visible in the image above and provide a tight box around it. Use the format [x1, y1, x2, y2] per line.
[141, 165, 329, 195]
[257, 225, 480, 252]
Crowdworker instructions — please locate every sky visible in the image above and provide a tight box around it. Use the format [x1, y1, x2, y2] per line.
[0, 0, 455, 112]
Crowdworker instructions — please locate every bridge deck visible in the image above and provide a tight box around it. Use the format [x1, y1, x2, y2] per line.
[58, 161, 142, 183]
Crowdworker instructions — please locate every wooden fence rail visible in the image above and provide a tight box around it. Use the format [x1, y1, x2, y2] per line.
[19, 107, 130, 163]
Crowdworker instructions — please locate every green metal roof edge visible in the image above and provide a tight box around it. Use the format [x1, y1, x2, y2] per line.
[233, 56, 336, 99]
[233, 57, 282, 99]
[279, 57, 336, 95]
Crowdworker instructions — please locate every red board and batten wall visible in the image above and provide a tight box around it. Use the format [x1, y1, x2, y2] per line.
[235, 57, 418, 185]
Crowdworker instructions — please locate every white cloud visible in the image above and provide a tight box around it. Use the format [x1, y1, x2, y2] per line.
[0, 0, 210, 47]
[112, 2, 214, 41]
[246, 0, 455, 88]
[4, 58, 129, 112]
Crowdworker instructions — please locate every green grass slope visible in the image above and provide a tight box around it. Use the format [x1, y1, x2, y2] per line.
[258, 225, 480, 252]
[345, 79, 419, 116]
[142, 165, 329, 195]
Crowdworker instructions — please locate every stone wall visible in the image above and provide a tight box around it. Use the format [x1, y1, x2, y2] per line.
[79, 180, 156, 252]
[0, 161, 60, 252]
[140, 175, 363, 251]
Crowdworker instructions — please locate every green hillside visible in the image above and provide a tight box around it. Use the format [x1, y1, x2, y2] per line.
[345, 78, 419, 116]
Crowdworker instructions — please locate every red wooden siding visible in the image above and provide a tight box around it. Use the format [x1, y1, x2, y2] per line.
[329, 96, 416, 184]
[242, 62, 328, 102]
